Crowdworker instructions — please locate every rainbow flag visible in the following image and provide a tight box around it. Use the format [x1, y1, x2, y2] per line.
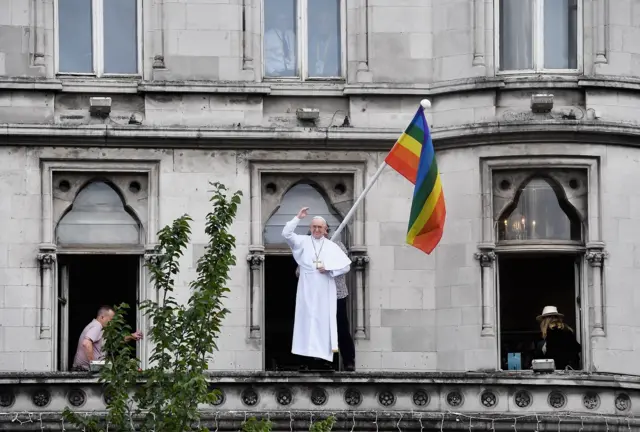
[385, 107, 446, 254]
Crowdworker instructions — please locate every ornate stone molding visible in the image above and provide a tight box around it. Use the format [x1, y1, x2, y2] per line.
[502, 107, 586, 122]
[37, 244, 57, 339]
[247, 247, 265, 339]
[474, 244, 496, 337]
[144, 245, 163, 267]
[586, 242, 607, 337]
[350, 248, 369, 340]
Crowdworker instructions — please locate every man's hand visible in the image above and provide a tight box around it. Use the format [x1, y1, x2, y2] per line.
[318, 266, 327, 274]
[132, 331, 144, 341]
[297, 207, 309, 219]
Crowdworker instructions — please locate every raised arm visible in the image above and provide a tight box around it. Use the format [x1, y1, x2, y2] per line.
[282, 207, 309, 250]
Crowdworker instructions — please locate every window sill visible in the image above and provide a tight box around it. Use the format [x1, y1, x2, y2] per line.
[138, 80, 271, 94]
[58, 77, 141, 93]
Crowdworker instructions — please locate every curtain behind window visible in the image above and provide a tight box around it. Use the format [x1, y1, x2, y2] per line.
[499, 0, 533, 71]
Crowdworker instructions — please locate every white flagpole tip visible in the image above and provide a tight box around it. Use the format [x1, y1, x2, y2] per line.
[420, 99, 431, 109]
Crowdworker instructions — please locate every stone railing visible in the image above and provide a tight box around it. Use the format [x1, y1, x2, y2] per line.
[1, 372, 639, 430]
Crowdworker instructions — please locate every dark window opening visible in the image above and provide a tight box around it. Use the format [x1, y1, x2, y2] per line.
[264, 255, 339, 372]
[499, 253, 581, 370]
[58, 255, 139, 371]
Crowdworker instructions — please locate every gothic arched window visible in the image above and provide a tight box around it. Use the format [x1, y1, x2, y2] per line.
[56, 181, 141, 245]
[498, 177, 582, 241]
[263, 183, 346, 246]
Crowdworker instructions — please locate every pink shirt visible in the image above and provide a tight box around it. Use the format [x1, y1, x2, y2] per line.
[72, 319, 105, 370]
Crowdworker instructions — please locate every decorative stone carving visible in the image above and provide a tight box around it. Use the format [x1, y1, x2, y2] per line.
[144, 246, 163, 267]
[352, 254, 370, 269]
[473, 250, 496, 267]
[344, 388, 362, 407]
[67, 389, 86, 407]
[514, 390, 532, 408]
[615, 393, 631, 412]
[586, 250, 608, 267]
[548, 391, 566, 409]
[582, 392, 600, 410]
[446, 391, 463, 407]
[378, 390, 395, 407]
[37, 252, 57, 269]
[481, 391, 497, 408]
[311, 388, 327, 406]
[241, 388, 259, 407]
[0, 389, 15, 408]
[412, 390, 429, 407]
[276, 388, 292, 406]
[502, 107, 586, 122]
[247, 253, 265, 269]
[32, 389, 51, 407]
[210, 388, 225, 406]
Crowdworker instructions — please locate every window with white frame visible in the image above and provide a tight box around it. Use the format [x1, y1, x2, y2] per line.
[498, 0, 579, 72]
[56, 0, 140, 75]
[263, 0, 344, 80]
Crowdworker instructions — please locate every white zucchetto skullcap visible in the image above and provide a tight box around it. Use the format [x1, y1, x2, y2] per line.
[311, 216, 327, 224]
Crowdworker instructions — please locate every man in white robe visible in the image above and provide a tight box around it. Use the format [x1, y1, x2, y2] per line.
[282, 207, 352, 363]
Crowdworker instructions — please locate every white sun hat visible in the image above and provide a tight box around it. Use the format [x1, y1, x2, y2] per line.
[536, 305, 564, 321]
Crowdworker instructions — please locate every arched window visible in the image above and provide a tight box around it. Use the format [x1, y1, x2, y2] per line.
[263, 183, 345, 246]
[56, 181, 141, 246]
[498, 177, 581, 241]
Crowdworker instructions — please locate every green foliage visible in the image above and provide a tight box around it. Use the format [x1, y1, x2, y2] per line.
[309, 416, 336, 432]
[63, 182, 242, 432]
[241, 417, 274, 432]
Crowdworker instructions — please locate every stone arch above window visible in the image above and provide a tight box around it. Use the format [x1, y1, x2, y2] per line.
[56, 181, 142, 246]
[494, 174, 583, 242]
[263, 182, 347, 246]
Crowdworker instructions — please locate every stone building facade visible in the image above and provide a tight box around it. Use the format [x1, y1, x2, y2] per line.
[2, 0, 640, 429]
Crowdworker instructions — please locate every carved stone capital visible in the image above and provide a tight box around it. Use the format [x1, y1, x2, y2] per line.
[474, 251, 496, 267]
[351, 254, 370, 269]
[37, 253, 57, 269]
[144, 245, 163, 266]
[246, 253, 265, 270]
[586, 250, 608, 267]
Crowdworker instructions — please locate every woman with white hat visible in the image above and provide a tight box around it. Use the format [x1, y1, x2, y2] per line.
[534, 306, 581, 370]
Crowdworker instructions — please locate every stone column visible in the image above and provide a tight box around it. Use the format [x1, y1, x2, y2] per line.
[32, 0, 45, 66]
[243, 0, 254, 72]
[472, 0, 485, 66]
[356, 0, 372, 82]
[594, 0, 607, 64]
[350, 248, 369, 340]
[37, 245, 57, 339]
[474, 245, 496, 337]
[247, 249, 264, 339]
[586, 243, 607, 337]
[153, 0, 166, 69]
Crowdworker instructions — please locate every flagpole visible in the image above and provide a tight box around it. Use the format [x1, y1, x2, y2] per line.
[330, 161, 388, 241]
[330, 98, 432, 242]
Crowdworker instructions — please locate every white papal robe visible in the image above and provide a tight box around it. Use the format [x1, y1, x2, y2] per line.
[282, 216, 352, 361]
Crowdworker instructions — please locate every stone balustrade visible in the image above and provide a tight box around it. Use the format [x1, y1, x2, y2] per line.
[1, 372, 639, 430]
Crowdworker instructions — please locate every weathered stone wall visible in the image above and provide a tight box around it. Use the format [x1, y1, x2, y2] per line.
[0, 142, 639, 375]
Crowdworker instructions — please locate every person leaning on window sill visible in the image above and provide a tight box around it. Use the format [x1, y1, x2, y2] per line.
[533, 306, 581, 370]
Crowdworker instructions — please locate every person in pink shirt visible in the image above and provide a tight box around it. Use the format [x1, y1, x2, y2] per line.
[71, 305, 143, 372]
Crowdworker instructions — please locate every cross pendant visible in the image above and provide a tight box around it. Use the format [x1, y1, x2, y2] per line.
[313, 260, 323, 269]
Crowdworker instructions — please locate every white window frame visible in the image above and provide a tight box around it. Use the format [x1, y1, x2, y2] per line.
[54, 0, 143, 77]
[261, 0, 347, 81]
[494, 0, 583, 75]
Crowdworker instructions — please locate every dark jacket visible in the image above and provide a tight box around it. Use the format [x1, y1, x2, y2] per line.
[535, 326, 581, 370]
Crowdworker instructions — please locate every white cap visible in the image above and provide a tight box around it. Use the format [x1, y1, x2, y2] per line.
[311, 216, 327, 224]
[420, 99, 431, 109]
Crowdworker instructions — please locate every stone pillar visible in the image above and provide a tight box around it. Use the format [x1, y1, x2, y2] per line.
[32, 0, 45, 66]
[594, 0, 607, 64]
[153, 0, 166, 69]
[144, 246, 162, 304]
[586, 243, 607, 337]
[37, 245, 57, 339]
[356, 0, 372, 82]
[474, 245, 496, 337]
[243, 0, 254, 72]
[350, 248, 369, 340]
[247, 248, 264, 339]
[472, 0, 485, 66]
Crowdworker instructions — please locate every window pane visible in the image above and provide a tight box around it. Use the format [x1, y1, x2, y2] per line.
[264, 0, 298, 77]
[307, 0, 341, 78]
[544, 0, 578, 69]
[58, 0, 93, 73]
[104, 0, 138, 74]
[498, 178, 581, 241]
[264, 183, 345, 245]
[57, 182, 140, 245]
[499, 0, 533, 71]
